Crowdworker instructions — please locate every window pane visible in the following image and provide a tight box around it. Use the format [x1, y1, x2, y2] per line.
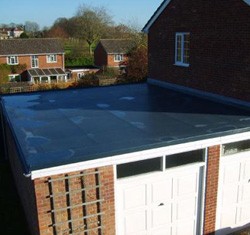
[165, 149, 204, 169]
[117, 158, 162, 178]
[222, 139, 250, 156]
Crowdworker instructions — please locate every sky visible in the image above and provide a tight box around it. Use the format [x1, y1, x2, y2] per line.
[0, 0, 163, 29]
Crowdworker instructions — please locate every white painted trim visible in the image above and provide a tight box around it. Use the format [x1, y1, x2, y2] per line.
[30, 132, 250, 179]
[142, 0, 171, 33]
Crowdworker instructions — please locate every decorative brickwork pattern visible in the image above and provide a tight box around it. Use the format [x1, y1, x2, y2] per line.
[204, 145, 220, 235]
[34, 166, 115, 235]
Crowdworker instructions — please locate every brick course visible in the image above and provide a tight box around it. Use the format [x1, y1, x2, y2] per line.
[148, 0, 250, 101]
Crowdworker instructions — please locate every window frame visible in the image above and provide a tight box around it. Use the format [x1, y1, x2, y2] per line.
[175, 32, 190, 67]
[46, 54, 57, 63]
[7, 56, 19, 65]
[31, 55, 39, 68]
[114, 54, 124, 62]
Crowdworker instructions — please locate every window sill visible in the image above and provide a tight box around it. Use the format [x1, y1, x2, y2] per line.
[174, 63, 190, 68]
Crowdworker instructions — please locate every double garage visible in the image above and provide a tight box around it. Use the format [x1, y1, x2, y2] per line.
[1, 84, 250, 235]
[116, 138, 250, 235]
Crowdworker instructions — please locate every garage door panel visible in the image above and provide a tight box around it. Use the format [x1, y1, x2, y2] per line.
[151, 203, 172, 227]
[123, 184, 147, 209]
[243, 160, 250, 179]
[151, 179, 172, 203]
[222, 163, 241, 184]
[124, 210, 147, 235]
[176, 171, 198, 196]
[176, 196, 197, 220]
[221, 186, 239, 205]
[175, 220, 195, 235]
[220, 207, 237, 228]
[151, 227, 172, 235]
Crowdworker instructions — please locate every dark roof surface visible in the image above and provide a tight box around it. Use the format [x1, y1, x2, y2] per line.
[0, 38, 64, 56]
[28, 68, 66, 77]
[98, 39, 135, 54]
[1, 83, 250, 172]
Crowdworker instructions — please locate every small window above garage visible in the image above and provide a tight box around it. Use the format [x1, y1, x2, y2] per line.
[165, 149, 205, 169]
[117, 157, 162, 178]
[222, 139, 250, 156]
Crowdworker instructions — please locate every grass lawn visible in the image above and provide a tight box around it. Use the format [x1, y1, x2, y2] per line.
[0, 160, 30, 235]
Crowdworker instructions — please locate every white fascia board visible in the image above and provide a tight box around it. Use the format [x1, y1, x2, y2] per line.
[142, 0, 172, 33]
[30, 131, 250, 180]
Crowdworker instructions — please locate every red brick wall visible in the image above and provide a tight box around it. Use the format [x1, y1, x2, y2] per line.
[34, 166, 115, 235]
[148, 0, 250, 101]
[0, 54, 64, 71]
[204, 145, 220, 235]
[94, 44, 108, 67]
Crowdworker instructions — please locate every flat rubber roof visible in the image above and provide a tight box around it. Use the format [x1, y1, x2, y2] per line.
[1, 83, 250, 172]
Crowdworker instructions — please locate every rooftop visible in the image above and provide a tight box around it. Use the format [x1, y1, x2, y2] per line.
[0, 38, 64, 56]
[1, 83, 250, 173]
[98, 39, 135, 54]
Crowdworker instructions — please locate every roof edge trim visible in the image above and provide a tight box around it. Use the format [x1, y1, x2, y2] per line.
[30, 132, 250, 179]
[142, 0, 172, 33]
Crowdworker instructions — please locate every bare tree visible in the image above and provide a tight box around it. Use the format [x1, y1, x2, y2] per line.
[74, 4, 113, 54]
[25, 21, 40, 37]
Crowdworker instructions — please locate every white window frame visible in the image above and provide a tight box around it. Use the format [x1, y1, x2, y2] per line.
[114, 54, 124, 62]
[46, 54, 57, 63]
[31, 55, 39, 68]
[7, 56, 19, 65]
[175, 32, 190, 67]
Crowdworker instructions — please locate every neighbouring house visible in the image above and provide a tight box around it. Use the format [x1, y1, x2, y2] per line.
[0, 38, 67, 83]
[94, 39, 135, 69]
[65, 65, 100, 81]
[143, 0, 250, 102]
[0, 27, 24, 39]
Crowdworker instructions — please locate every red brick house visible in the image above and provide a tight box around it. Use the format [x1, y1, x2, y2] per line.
[143, 0, 250, 102]
[94, 39, 135, 68]
[0, 38, 67, 83]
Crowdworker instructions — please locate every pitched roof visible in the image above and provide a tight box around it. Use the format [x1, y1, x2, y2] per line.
[142, 0, 250, 33]
[98, 39, 135, 54]
[0, 38, 64, 56]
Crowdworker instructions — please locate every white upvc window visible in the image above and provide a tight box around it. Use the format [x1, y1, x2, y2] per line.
[114, 54, 124, 62]
[31, 55, 39, 68]
[7, 56, 19, 65]
[175, 32, 190, 67]
[9, 74, 21, 82]
[47, 54, 57, 63]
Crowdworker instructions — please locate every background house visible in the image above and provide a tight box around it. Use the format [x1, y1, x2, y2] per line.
[94, 39, 135, 68]
[0, 38, 67, 83]
[143, 0, 250, 102]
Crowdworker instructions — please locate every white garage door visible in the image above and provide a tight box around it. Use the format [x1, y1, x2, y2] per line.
[116, 165, 204, 235]
[216, 151, 250, 235]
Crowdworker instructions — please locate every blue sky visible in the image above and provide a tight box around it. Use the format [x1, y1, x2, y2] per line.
[0, 0, 163, 29]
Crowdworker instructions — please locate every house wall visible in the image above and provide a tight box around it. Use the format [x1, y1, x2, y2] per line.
[0, 54, 64, 74]
[94, 44, 108, 67]
[148, 0, 250, 101]
[107, 54, 129, 67]
[5, 123, 40, 235]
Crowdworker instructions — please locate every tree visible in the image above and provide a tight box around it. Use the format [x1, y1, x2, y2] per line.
[74, 5, 113, 54]
[25, 21, 40, 37]
[126, 44, 148, 82]
[20, 32, 29, 38]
